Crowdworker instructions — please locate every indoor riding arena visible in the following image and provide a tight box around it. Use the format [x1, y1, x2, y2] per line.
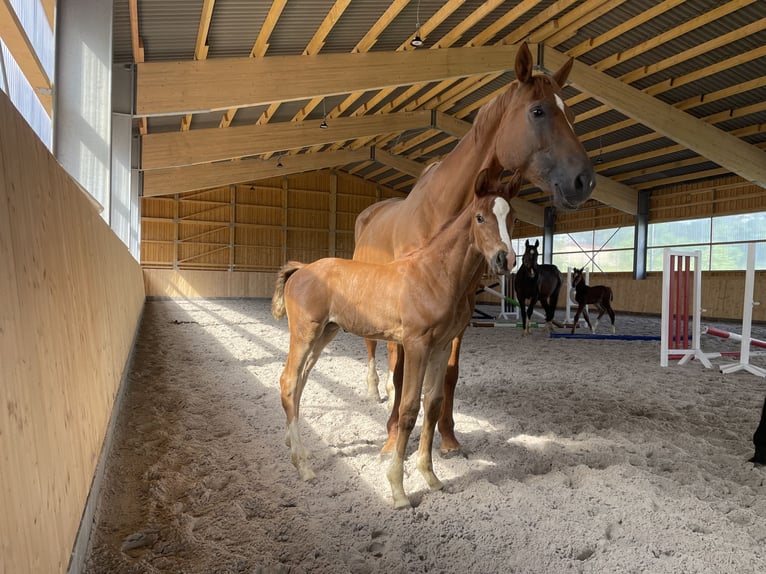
[3, 2, 766, 574]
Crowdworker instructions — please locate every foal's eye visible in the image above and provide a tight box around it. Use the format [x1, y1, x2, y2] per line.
[476, 214, 485, 223]
[531, 106, 544, 118]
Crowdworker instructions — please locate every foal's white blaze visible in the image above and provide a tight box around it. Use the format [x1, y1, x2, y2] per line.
[554, 93, 575, 133]
[492, 197, 512, 253]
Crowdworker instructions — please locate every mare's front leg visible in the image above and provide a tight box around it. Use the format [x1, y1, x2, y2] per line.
[438, 335, 463, 454]
[387, 345, 427, 509]
[419, 347, 451, 490]
[381, 344, 404, 456]
[364, 339, 381, 401]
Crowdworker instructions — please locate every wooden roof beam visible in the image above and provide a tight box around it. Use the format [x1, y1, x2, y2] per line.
[136, 44, 528, 117]
[0, 0, 52, 114]
[142, 109, 433, 169]
[144, 148, 372, 196]
[543, 46, 766, 189]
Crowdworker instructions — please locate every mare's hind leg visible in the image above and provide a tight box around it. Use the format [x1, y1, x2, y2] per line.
[418, 347, 450, 490]
[385, 341, 398, 409]
[606, 301, 616, 333]
[438, 335, 463, 455]
[364, 339, 381, 401]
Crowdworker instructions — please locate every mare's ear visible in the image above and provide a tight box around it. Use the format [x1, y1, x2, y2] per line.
[515, 42, 533, 84]
[552, 56, 574, 89]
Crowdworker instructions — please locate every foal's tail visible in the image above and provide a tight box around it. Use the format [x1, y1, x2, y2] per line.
[272, 261, 306, 320]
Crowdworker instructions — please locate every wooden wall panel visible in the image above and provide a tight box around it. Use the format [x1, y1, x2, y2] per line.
[0, 91, 144, 574]
[141, 169, 404, 271]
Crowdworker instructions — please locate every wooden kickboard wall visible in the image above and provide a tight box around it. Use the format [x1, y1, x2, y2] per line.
[0, 91, 145, 574]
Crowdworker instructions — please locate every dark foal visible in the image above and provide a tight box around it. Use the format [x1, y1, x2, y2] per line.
[570, 267, 616, 334]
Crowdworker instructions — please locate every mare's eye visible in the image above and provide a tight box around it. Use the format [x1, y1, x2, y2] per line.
[476, 214, 485, 223]
[531, 106, 544, 118]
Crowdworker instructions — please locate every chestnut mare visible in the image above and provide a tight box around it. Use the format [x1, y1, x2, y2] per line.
[515, 239, 564, 334]
[272, 170, 519, 508]
[353, 42, 595, 455]
[570, 267, 616, 334]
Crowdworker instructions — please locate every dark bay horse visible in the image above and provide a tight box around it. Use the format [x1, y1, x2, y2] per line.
[353, 42, 596, 455]
[272, 170, 519, 508]
[515, 239, 563, 334]
[570, 267, 616, 334]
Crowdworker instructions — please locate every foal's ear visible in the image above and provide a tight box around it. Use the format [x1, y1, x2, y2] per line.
[515, 42, 533, 84]
[552, 56, 574, 89]
[474, 165, 503, 198]
[534, 239, 540, 248]
[501, 171, 523, 200]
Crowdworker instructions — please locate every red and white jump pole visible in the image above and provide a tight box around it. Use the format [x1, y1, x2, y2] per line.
[660, 249, 714, 368]
[711, 243, 766, 378]
[703, 326, 766, 350]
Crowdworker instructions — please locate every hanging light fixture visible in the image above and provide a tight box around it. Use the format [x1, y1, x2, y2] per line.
[320, 97, 329, 129]
[410, 0, 424, 47]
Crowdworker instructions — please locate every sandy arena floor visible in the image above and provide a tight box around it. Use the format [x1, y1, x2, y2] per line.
[83, 299, 766, 574]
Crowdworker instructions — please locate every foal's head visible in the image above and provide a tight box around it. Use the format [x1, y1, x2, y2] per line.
[471, 169, 520, 276]
[492, 42, 595, 210]
[571, 267, 586, 288]
[521, 239, 540, 278]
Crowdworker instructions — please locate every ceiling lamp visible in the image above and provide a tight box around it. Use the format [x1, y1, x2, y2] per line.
[410, 0, 423, 48]
[320, 97, 329, 129]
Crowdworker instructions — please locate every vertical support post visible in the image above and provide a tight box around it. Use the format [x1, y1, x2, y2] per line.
[281, 176, 288, 263]
[329, 172, 337, 257]
[633, 189, 649, 280]
[228, 185, 236, 272]
[173, 194, 180, 270]
[542, 207, 555, 265]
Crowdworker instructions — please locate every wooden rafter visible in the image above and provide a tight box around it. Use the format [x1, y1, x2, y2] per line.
[0, 0, 52, 114]
[182, 0, 216, 131]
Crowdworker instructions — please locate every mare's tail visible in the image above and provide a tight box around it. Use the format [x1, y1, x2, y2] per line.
[272, 261, 306, 319]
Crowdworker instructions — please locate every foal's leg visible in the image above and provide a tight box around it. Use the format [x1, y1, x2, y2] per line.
[280, 334, 317, 481]
[438, 335, 463, 454]
[282, 322, 338, 482]
[387, 346, 428, 509]
[381, 344, 404, 456]
[364, 339, 381, 401]
[418, 348, 450, 490]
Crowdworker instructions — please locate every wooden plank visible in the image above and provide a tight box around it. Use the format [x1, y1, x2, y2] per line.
[143, 148, 370, 196]
[141, 110, 430, 169]
[544, 45, 766, 189]
[136, 44, 525, 116]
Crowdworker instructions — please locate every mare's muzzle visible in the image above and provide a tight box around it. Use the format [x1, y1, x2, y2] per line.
[490, 251, 513, 275]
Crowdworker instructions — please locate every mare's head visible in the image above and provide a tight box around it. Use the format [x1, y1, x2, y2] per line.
[571, 267, 585, 288]
[492, 42, 595, 210]
[471, 169, 520, 275]
[521, 239, 540, 278]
